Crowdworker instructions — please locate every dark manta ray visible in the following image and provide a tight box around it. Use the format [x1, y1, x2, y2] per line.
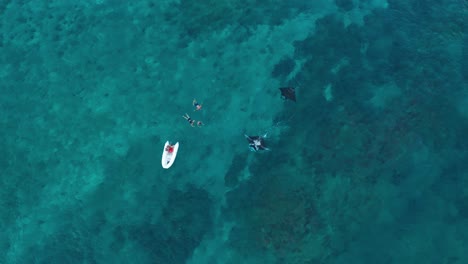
[245, 134, 269, 152]
[279, 87, 296, 102]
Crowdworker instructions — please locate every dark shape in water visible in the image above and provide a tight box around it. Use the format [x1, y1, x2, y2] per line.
[245, 134, 269, 152]
[279, 87, 296, 102]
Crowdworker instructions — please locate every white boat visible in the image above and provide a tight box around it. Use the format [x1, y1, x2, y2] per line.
[161, 141, 179, 169]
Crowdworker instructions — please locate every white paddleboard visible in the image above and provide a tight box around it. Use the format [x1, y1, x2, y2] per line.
[161, 141, 179, 169]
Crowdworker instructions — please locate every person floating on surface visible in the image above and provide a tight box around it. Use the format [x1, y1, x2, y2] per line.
[193, 99, 203, 111]
[245, 134, 269, 152]
[183, 113, 196, 127]
[196, 121, 204, 127]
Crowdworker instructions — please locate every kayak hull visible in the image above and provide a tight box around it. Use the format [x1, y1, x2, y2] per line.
[161, 141, 179, 169]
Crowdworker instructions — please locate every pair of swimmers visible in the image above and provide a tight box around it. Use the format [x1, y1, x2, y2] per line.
[182, 99, 204, 127]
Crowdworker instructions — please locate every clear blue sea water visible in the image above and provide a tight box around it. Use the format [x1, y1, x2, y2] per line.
[1, 0, 467, 263]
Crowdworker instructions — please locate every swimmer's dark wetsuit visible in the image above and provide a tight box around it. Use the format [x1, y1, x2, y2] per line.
[187, 117, 195, 125]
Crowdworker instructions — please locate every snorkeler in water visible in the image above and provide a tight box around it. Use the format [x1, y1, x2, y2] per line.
[245, 134, 269, 152]
[193, 99, 203, 111]
[183, 113, 196, 127]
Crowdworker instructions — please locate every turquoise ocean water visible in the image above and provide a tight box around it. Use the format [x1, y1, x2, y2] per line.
[1, 0, 467, 263]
